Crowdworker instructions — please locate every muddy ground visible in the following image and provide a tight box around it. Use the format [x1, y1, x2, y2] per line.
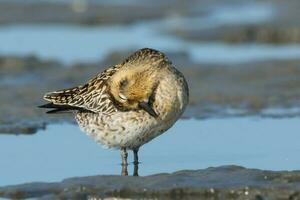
[1, 165, 300, 199]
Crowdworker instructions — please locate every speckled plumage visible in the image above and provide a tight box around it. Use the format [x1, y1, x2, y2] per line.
[41, 48, 189, 175]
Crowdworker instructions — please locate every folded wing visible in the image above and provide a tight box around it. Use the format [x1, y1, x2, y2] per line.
[40, 66, 120, 114]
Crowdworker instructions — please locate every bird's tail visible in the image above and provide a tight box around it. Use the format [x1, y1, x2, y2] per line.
[38, 103, 84, 114]
[39, 86, 86, 114]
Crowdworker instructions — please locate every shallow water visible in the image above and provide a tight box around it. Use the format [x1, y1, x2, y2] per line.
[0, 2, 295, 65]
[1, 24, 300, 65]
[1, 118, 300, 186]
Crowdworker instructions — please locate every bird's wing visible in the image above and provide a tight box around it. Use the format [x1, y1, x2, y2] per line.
[42, 65, 121, 114]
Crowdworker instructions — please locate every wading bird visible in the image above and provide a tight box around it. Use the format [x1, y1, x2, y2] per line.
[39, 48, 189, 176]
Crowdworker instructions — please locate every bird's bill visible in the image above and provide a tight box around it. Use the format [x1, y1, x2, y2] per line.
[138, 102, 158, 118]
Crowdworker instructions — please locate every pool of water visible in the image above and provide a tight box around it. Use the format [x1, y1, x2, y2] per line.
[1, 117, 300, 186]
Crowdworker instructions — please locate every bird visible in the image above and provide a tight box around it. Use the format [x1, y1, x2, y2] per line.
[39, 48, 189, 176]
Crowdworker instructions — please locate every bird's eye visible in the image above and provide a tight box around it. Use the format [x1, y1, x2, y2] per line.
[119, 79, 128, 90]
[119, 93, 128, 102]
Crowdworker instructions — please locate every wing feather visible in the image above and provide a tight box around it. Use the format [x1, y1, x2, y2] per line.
[43, 65, 121, 114]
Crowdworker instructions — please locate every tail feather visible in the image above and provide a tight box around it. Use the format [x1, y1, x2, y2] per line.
[39, 102, 87, 114]
[40, 85, 88, 114]
[38, 103, 58, 108]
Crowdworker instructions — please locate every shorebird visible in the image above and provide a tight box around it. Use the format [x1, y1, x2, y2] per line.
[39, 48, 189, 176]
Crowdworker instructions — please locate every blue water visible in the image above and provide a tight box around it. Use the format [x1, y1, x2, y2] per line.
[0, 2, 296, 65]
[1, 118, 300, 186]
[1, 24, 300, 65]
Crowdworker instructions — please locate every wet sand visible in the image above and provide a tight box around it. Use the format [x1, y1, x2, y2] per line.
[1, 166, 300, 199]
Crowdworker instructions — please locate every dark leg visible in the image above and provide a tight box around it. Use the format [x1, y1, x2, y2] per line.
[120, 148, 128, 176]
[133, 148, 139, 176]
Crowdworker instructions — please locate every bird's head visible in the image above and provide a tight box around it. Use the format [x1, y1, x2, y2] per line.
[108, 48, 170, 118]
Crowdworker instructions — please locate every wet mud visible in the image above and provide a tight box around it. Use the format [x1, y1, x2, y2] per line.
[1, 166, 300, 199]
[173, 25, 300, 44]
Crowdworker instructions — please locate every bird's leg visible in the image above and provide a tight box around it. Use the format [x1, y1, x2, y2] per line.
[120, 148, 128, 176]
[133, 148, 139, 176]
[133, 148, 139, 165]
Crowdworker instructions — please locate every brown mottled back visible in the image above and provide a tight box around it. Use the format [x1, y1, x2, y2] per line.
[42, 48, 170, 115]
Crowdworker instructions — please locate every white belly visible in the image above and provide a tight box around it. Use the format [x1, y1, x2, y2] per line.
[75, 108, 179, 149]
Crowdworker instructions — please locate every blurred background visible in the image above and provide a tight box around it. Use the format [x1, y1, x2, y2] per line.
[1, 0, 300, 188]
[1, 0, 300, 133]
[1, 0, 300, 134]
